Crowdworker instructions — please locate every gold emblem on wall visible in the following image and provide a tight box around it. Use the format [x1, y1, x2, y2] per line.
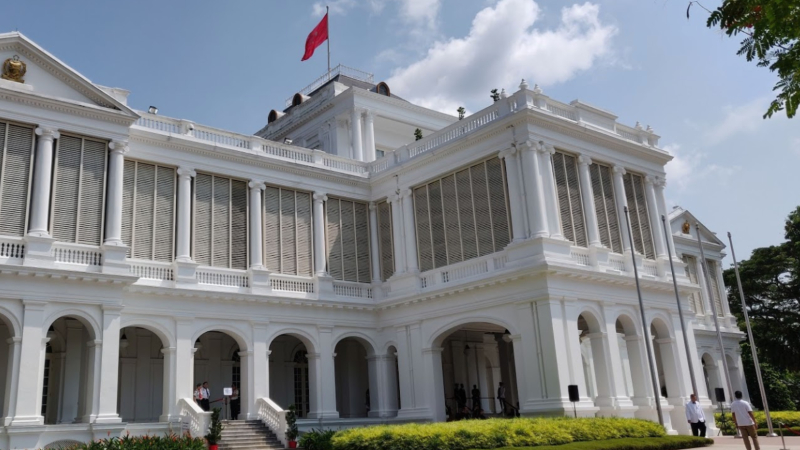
[2, 55, 27, 83]
[682, 220, 691, 234]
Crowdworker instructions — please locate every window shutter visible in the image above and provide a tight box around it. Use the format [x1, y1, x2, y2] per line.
[230, 180, 248, 270]
[354, 202, 370, 282]
[263, 186, 281, 272]
[296, 192, 313, 277]
[326, 198, 342, 280]
[324, 197, 370, 282]
[121, 160, 136, 257]
[682, 255, 702, 313]
[77, 139, 106, 246]
[52, 136, 82, 242]
[194, 173, 213, 266]
[280, 188, 297, 275]
[0, 123, 35, 237]
[486, 157, 511, 251]
[553, 152, 587, 247]
[441, 174, 462, 264]
[212, 177, 231, 267]
[623, 173, 655, 259]
[133, 162, 156, 260]
[413, 186, 433, 272]
[154, 166, 176, 262]
[706, 260, 724, 317]
[377, 201, 394, 281]
[456, 169, 478, 260]
[340, 200, 357, 281]
[427, 180, 447, 268]
[590, 163, 622, 253]
[471, 163, 493, 257]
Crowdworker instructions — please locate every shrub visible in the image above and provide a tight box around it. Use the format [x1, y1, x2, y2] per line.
[715, 410, 800, 435]
[481, 436, 713, 450]
[205, 407, 223, 445]
[331, 417, 665, 450]
[300, 428, 337, 450]
[54, 433, 207, 450]
[286, 404, 300, 442]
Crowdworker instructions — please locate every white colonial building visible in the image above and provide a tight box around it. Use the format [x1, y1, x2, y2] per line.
[0, 32, 747, 449]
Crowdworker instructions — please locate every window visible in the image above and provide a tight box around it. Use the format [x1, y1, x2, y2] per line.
[682, 254, 703, 314]
[414, 157, 510, 272]
[706, 260, 725, 317]
[552, 151, 587, 247]
[41, 351, 51, 416]
[376, 82, 391, 96]
[263, 186, 313, 276]
[376, 149, 385, 159]
[326, 197, 371, 282]
[0, 121, 35, 237]
[293, 351, 310, 418]
[589, 163, 622, 253]
[51, 134, 108, 245]
[193, 173, 248, 269]
[121, 161, 176, 261]
[623, 172, 655, 259]
[377, 201, 394, 281]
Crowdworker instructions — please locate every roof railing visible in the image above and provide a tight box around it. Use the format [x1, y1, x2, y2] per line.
[284, 64, 374, 107]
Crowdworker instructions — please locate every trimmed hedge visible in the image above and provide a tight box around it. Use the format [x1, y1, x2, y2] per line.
[331, 417, 666, 450]
[479, 436, 713, 450]
[54, 433, 206, 450]
[715, 410, 800, 435]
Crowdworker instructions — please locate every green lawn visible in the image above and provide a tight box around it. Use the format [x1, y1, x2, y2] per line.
[476, 436, 714, 450]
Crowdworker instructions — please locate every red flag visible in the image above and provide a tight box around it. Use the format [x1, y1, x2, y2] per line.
[301, 13, 328, 61]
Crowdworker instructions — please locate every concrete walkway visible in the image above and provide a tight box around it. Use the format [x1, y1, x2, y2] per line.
[711, 435, 800, 450]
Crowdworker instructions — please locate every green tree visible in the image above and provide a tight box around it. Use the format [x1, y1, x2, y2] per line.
[696, 1, 800, 118]
[723, 206, 800, 409]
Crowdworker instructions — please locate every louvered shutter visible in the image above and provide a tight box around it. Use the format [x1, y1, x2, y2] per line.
[0, 123, 34, 237]
[296, 192, 313, 277]
[340, 200, 357, 281]
[456, 169, 478, 260]
[441, 174, 462, 264]
[553, 152, 587, 247]
[486, 157, 511, 251]
[263, 186, 281, 272]
[230, 180, 248, 270]
[78, 139, 106, 246]
[377, 201, 394, 281]
[471, 163, 493, 257]
[413, 187, 433, 272]
[52, 136, 81, 242]
[121, 160, 136, 257]
[427, 180, 447, 268]
[623, 173, 655, 259]
[121, 161, 176, 262]
[326, 198, 342, 280]
[706, 260, 724, 317]
[212, 177, 231, 267]
[154, 166, 176, 262]
[133, 162, 155, 260]
[590, 163, 622, 253]
[682, 255, 702, 313]
[280, 189, 297, 274]
[194, 173, 213, 266]
[354, 202, 370, 282]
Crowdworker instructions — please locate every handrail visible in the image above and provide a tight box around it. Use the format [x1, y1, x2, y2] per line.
[285, 64, 374, 107]
[257, 397, 288, 446]
[178, 398, 211, 437]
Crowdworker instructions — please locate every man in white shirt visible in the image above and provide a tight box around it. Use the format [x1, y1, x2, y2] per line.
[497, 382, 506, 416]
[685, 394, 706, 436]
[200, 381, 211, 412]
[731, 390, 760, 450]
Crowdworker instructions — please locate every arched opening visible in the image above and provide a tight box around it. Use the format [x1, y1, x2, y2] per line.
[193, 331, 245, 419]
[117, 327, 167, 422]
[702, 353, 722, 405]
[333, 337, 372, 418]
[650, 319, 682, 400]
[0, 313, 15, 421]
[435, 322, 518, 420]
[726, 354, 744, 398]
[376, 82, 391, 96]
[268, 335, 312, 418]
[42, 316, 96, 424]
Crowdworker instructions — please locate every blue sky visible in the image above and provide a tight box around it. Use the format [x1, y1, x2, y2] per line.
[2, 0, 798, 265]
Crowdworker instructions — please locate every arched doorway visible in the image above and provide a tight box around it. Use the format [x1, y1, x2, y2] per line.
[615, 315, 652, 420]
[434, 323, 519, 420]
[41, 316, 96, 424]
[333, 337, 375, 418]
[194, 331, 246, 419]
[117, 327, 167, 422]
[702, 353, 722, 405]
[650, 319, 681, 401]
[0, 313, 16, 422]
[268, 335, 312, 418]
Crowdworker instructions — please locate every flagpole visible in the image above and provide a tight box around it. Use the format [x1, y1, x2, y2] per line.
[728, 232, 776, 437]
[326, 5, 331, 74]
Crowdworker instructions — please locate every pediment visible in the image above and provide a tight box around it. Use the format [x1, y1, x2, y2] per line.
[668, 206, 724, 247]
[0, 32, 137, 119]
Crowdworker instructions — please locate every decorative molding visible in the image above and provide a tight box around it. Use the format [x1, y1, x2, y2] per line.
[177, 167, 196, 178]
[578, 155, 592, 166]
[109, 140, 129, 155]
[34, 126, 60, 140]
[248, 180, 266, 191]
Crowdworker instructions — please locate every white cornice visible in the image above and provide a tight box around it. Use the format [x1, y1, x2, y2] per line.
[0, 87, 139, 126]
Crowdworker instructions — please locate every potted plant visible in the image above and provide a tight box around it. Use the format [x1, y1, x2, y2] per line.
[205, 407, 223, 450]
[286, 404, 299, 449]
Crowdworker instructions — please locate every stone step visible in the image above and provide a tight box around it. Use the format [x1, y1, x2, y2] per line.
[219, 446, 283, 450]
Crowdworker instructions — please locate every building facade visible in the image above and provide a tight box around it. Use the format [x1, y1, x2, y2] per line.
[0, 32, 746, 449]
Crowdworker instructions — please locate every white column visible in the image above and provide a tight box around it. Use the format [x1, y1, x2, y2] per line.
[249, 323, 269, 418]
[308, 327, 338, 419]
[104, 141, 128, 245]
[577, 155, 601, 247]
[313, 193, 328, 276]
[160, 347, 178, 422]
[28, 127, 60, 236]
[176, 168, 196, 262]
[59, 320, 84, 423]
[2, 337, 21, 425]
[82, 340, 101, 422]
[602, 312, 634, 412]
[539, 144, 562, 239]
[11, 301, 45, 425]
[249, 181, 265, 269]
[401, 189, 418, 273]
[654, 178, 676, 259]
[363, 110, 376, 162]
[513, 303, 544, 411]
[423, 346, 446, 422]
[519, 141, 548, 238]
[644, 176, 666, 258]
[368, 203, 381, 283]
[499, 148, 526, 242]
[612, 166, 632, 252]
[238, 350, 253, 419]
[175, 319, 195, 401]
[351, 109, 363, 162]
[714, 263, 733, 318]
[94, 306, 122, 423]
[389, 195, 405, 275]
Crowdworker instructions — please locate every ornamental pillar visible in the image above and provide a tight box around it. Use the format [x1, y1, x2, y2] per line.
[176, 168, 196, 262]
[351, 109, 363, 161]
[368, 203, 381, 282]
[364, 110, 376, 162]
[94, 306, 122, 423]
[249, 182, 266, 269]
[612, 166, 632, 253]
[308, 327, 338, 419]
[313, 193, 328, 276]
[577, 156, 602, 247]
[539, 144, 563, 239]
[11, 301, 45, 425]
[28, 127, 60, 236]
[160, 347, 178, 422]
[519, 141, 548, 238]
[499, 148, 526, 242]
[104, 141, 128, 246]
[2, 337, 21, 425]
[401, 189, 418, 272]
[389, 194, 406, 275]
[644, 176, 666, 258]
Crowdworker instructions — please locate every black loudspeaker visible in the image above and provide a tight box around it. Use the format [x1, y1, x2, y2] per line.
[568, 385, 580, 403]
[715, 388, 726, 403]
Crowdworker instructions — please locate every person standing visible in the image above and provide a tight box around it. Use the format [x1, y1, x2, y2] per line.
[685, 394, 706, 437]
[230, 383, 240, 420]
[194, 384, 203, 406]
[497, 382, 507, 416]
[471, 385, 480, 410]
[457, 384, 467, 410]
[731, 391, 760, 450]
[200, 381, 211, 412]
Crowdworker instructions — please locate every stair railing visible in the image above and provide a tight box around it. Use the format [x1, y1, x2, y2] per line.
[257, 397, 288, 446]
[179, 398, 212, 437]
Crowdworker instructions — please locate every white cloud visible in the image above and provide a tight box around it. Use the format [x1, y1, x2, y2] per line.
[313, 0, 441, 37]
[703, 97, 769, 146]
[664, 143, 740, 192]
[385, 0, 617, 113]
[312, 0, 357, 17]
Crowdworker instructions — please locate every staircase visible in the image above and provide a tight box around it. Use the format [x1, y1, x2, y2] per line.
[219, 420, 284, 450]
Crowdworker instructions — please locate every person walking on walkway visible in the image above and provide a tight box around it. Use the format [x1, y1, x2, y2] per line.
[685, 394, 706, 437]
[471, 385, 480, 410]
[497, 382, 507, 416]
[731, 390, 760, 450]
